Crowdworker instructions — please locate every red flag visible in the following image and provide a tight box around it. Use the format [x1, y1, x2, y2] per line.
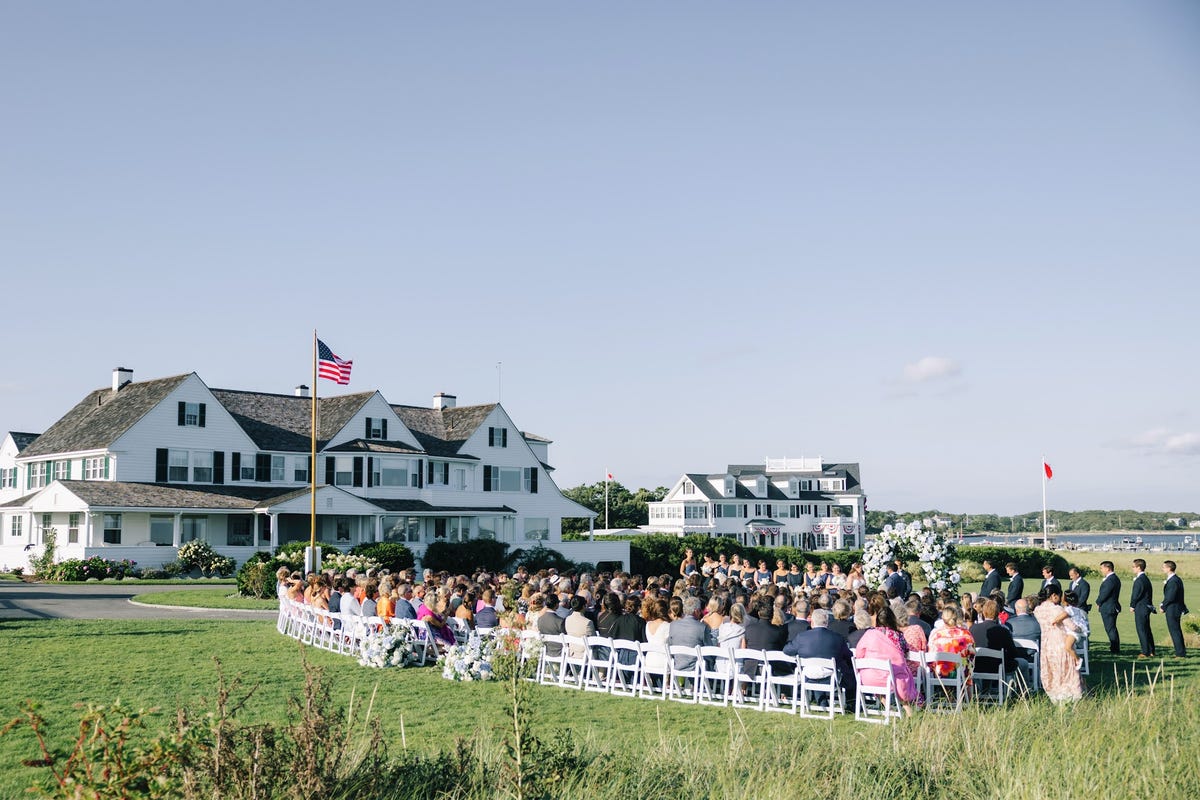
[1043, 461, 1053, 480]
[606, 472, 613, 480]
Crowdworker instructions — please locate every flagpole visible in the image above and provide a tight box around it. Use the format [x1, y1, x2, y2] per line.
[310, 330, 318, 568]
[1042, 454, 1048, 549]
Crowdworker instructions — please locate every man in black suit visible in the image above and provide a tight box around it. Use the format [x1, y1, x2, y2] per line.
[1004, 563, 1024, 613]
[883, 564, 905, 599]
[979, 560, 1001, 598]
[971, 598, 1025, 675]
[786, 596, 811, 642]
[783, 608, 856, 703]
[1094, 560, 1122, 654]
[1160, 560, 1189, 657]
[1040, 565, 1062, 596]
[537, 591, 566, 655]
[1128, 558, 1156, 658]
[894, 560, 913, 598]
[1068, 567, 1091, 612]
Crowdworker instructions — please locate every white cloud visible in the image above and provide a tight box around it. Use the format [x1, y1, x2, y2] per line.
[902, 356, 962, 384]
[1118, 427, 1200, 456]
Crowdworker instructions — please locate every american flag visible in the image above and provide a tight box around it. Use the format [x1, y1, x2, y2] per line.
[317, 339, 353, 384]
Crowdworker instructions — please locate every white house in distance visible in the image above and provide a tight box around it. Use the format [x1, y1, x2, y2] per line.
[0, 368, 626, 572]
[646, 458, 867, 550]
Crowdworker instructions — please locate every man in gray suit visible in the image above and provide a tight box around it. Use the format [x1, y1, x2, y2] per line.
[667, 596, 712, 671]
[1006, 597, 1041, 661]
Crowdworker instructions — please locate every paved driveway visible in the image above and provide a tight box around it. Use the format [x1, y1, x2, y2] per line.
[0, 582, 276, 621]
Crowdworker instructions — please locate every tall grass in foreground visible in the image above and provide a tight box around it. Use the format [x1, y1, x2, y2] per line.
[5, 655, 1197, 800]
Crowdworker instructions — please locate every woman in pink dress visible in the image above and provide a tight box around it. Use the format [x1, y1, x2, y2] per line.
[927, 606, 976, 682]
[1034, 587, 1084, 702]
[854, 605, 922, 714]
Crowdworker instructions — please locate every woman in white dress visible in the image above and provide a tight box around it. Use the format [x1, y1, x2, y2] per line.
[717, 603, 747, 650]
[641, 595, 672, 674]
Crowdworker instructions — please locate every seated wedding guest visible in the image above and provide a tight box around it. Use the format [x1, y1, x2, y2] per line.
[419, 591, 456, 647]
[611, 596, 646, 643]
[702, 595, 726, 631]
[928, 606, 976, 680]
[375, 585, 395, 624]
[276, 567, 293, 600]
[669, 596, 712, 671]
[565, 596, 595, 658]
[337, 578, 360, 615]
[475, 588, 499, 629]
[327, 579, 343, 615]
[1006, 597, 1042, 660]
[536, 592, 566, 655]
[595, 591, 621, 637]
[742, 601, 787, 652]
[361, 583, 379, 618]
[718, 603, 747, 650]
[784, 608, 856, 699]
[904, 597, 932, 637]
[847, 609, 873, 649]
[970, 598, 1024, 676]
[454, 590, 475, 627]
[642, 596, 672, 676]
[524, 593, 546, 630]
[393, 584, 417, 620]
[787, 597, 812, 641]
[827, 599, 854, 641]
[854, 605, 921, 715]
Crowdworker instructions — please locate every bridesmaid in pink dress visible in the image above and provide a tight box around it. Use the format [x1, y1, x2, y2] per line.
[854, 605, 922, 714]
[1034, 587, 1084, 702]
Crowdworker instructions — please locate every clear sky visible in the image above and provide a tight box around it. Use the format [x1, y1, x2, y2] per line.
[2, 3, 1198, 515]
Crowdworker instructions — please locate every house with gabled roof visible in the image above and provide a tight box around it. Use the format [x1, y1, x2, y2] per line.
[646, 457, 866, 550]
[0, 369, 620, 573]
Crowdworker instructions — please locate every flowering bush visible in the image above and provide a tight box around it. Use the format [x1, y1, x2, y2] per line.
[863, 522, 960, 592]
[359, 619, 421, 668]
[274, 549, 379, 574]
[44, 557, 139, 581]
[438, 639, 495, 682]
[175, 540, 237, 577]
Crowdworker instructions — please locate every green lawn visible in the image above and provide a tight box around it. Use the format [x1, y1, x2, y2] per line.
[132, 588, 278, 610]
[2, 617, 1199, 799]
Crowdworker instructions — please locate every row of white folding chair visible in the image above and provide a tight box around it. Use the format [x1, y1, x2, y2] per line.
[1074, 636, 1090, 675]
[852, 657, 902, 724]
[918, 651, 970, 711]
[1013, 638, 1041, 692]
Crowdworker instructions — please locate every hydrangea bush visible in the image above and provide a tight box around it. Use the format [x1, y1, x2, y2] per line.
[438, 639, 495, 682]
[176, 540, 237, 577]
[359, 619, 420, 668]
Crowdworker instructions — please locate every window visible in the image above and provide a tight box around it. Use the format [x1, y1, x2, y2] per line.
[682, 480, 695, 495]
[192, 451, 213, 483]
[382, 515, 421, 543]
[181, 516, 206, 542]
[41, 513, 52, 534]
[241, 454, 256, 481]
[334, 457, 353, 487]
[454, 468, 467, 490]
[484, 466, 522, 492]
[428, 461, 448, 486]
[271, 455, 285, 482]
[150, 515, 174, 546]
[477, 517, 497, 540]
[488, 426, 508, 447]
[523, 517, 549, 541]
[168, 450, 189, 482]
[11, 515, 23, 537]
[724, 476, 734, 497]
[84, 457, 106, 480]
[366, 417, 385, 439]
[178, 401, 206, 427]
[449, 517, 469, 543]
[103, 513, 121, 544]
[53, 461, 69, 481]
[228, 516, 253, 547]
[522, 467, 538, 493]
[1, 467, 14, 488]
[293, 456, 309, 483]
[336, 518, 351, 543]
[68, 513, 80, 544]
[377, 459, 408, 487]
[29, 462, 49, 489]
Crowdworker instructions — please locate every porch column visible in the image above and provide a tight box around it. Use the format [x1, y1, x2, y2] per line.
[589, 516, 594, 541]
[83, 511, 93, 547]
[374, 515, 382, 543]
[270, 513, 279, 548]
[172, 513, 182, 547]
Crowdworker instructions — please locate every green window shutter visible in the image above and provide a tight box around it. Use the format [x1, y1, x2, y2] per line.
[104, 457, 110, 479]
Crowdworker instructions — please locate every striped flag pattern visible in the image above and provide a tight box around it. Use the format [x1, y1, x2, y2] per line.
[317, 339, 353, 384]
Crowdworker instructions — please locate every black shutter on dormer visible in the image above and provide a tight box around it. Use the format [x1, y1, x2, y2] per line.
[530, 467, 538, 493]
[381, 418, 387, 439]
[256, 453, 271, 482]
[427, 461, 434, 484]
[502, 428, 508, 447]
[213, 451, 224, 484]
[177, 402, 186, 426]
[483, 465, 492, 492]
[198, 403, 206, 427]
[156, 448, 168, 482]
[442, 463, 449, 485]
[231, 452, 241, 481]
[367, 457, 374, 488]
[325, 456, 335, 485]
[353, 457, 363, 487]
[417, 461, 424, 488]
[365, 417, 372, 438]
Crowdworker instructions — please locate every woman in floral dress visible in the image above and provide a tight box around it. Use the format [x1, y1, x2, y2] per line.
[1034, 587, 1084, 702]
[927, 606, 976, 682]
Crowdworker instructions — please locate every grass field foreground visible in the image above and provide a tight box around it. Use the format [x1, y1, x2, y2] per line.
[1, 618, 1198, 799]
[132, 588, 278, 610]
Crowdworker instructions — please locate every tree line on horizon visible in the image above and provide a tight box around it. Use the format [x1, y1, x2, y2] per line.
[559, 480, 1196, 535]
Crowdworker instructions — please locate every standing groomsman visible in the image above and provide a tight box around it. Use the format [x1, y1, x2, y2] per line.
[1068, 567, 1091, 612]
[1095, 561, 1122, 654]
[1160, 560, 1189, 658]
[1128, 559, 1156, 658]
[1004, 563, 1025, 613]
[980, 560, 1002, 598]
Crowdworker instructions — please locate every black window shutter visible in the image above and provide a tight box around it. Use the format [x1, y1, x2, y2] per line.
[427, 461, 434, 483]
[365, 417, 372, 438]
[198, 403, 206, 427]
[177, 402, 186, 426]
[231, 452, 241, 481]
[417, 461, 424, 488]
[325, 456, 335, 485]
[256, 453, 271, 482]
[353, 457, 363, 487]
[307, 456, 312, 480]
[530, 467, 538, 493]
[488, 426, 494, 445]
[156, 448, 168, 482]
[381, 418, 387, 439]
[442, 463, 449, 484]
[483, 465, 492, 492]
[502, 428, 508, 447]
[213, 451, 224, 485]
[367, 457, 374, 488]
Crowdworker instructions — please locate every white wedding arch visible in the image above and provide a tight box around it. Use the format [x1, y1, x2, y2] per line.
[863, 522, 961, 592]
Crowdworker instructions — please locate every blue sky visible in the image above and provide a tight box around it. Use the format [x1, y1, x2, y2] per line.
[2, 3, 1198, 514]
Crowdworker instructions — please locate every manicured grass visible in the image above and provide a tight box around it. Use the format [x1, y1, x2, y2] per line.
[39, 577, 236, 585]
[2, 618, 1199, 799]
[0, 573, 23, 581]
[131, 588, 278, 610]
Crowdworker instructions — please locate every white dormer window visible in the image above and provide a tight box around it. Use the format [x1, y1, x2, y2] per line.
[488, 427, 508, 447]
[366, 417, 385, 439]
[682, 480, 695, 495]
[756, 477, 767, 496]
[724, 476, 734, 497]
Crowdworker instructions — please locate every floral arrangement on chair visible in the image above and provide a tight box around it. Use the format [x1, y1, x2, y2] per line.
[437, 639, 495, 682]
[358, 618, 419, 668]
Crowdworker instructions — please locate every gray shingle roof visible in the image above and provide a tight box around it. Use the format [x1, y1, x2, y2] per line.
[685, 474, 724, 500]
[521, 431, 552, 443]
[21, 375, 192, 458]
[391, 403, 496, 457]
[367, 498, 517, 514]
[59, 480, 286, 510]
[321, 439, 430, 456]
[210, 389, 382, 452]
[9, 432, 39, 452]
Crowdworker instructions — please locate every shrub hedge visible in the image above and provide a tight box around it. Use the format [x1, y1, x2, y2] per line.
[348, 542, 415, 573]
[422, 540, 511, 574]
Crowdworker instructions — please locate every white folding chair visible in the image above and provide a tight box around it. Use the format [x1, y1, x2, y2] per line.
[638, 642, 670, 699]
[519, 630, 542, 680]
[853, 657, 902, 724]
[1074, 637, 1090, 676]
[799, 657, 845, 719]
[584, 636, 615, 693]
[1013, 638, 1041, 693]
[731, 648, 767, 711]
[609, 639, 643, 697]
[697, 646, 734, 707]
[972, 646, 1010, 705]
[925, 651, 969, 711]
[410, 620, 441, 667]
[667, 645, 701, 704]
[560, 636, 589, 689]
[537, 634, 565, 685]
[277, 599, 291, 634]
[763, 651, 801, 714]
[446, 617, 471, 646]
